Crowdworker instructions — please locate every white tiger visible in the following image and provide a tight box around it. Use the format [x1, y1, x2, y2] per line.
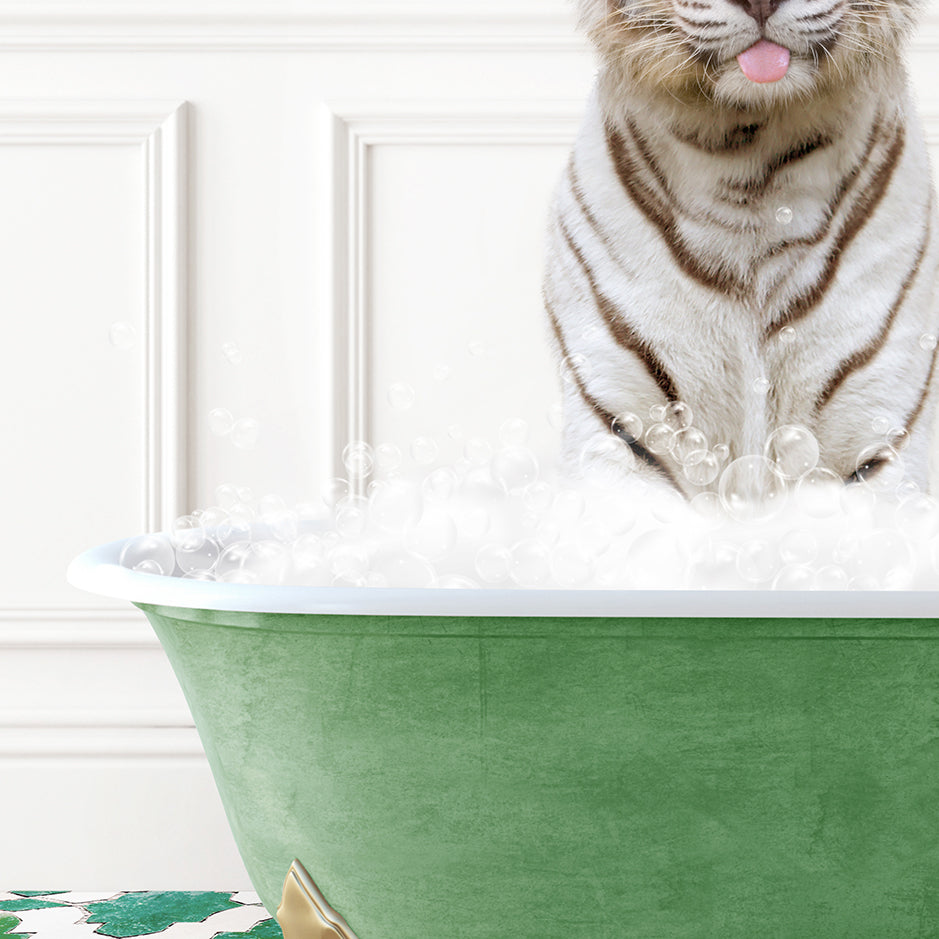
[545, 0, 939, 499]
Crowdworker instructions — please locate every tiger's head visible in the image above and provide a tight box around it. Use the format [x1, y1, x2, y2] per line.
[579, 0, 923, 109]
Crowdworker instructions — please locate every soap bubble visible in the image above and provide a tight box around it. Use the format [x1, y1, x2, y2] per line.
[215, 484, 240, 509]
[524, 480, 555, 514]
[736, 539, 780, 585]
[171, 515, 206, 552]
[208, 408, 234, 437]
[509, 540, 552, 587]
[492, 446, 539, 493]
[752, 377, 771, 395]
[388, 382, 416, 411]
[342, 441, 374, 480]
[895, 493, 939, 541]
[369, 478, 423, 532]
[329, 544, 370, 580]
[371, 551, 435, 587]
[920, 334, 938, 352]
[437, 574, 480, 589]
[795, 467, 841, 517]
[690, 491, 723, 521]
[780, 528, 818, 566]
[546, 402, 564, 429]
[612, 412, 643, 442]
[645, 423, 675, 455]
[765, 425, 819, 480]
[231, 418, 260, 450]
[773, 564, 814, 590]
[553, 488, 586, 526]
[775, 206, 794, 225]
[221, 340, 244, 365]
[120, 534, 175, 576]
[814, 566, 849, 590]
[475, 544, 512, 583]
[713, 444, 731, 464]
[410, 436, 439, 465]
[465, 437, 493, 466]
[433, 364, 452, 381]
[499, 418, 529, 447]
[374, 443, 403, 475]
[109, 322, 137, 350]
[335, 496, 369, 537]
[683, 451, 721, 487]
[854, 445, 902, 489]
[560, 353, 590, 385]
[469, 340, 488, 357]
[719, 455, 787, 523]
[871, 416, 890, 435]
[176, 537, 220, 575]
[423, 467, 459, 502]
[780, 326, 797, 344]
[663, 401, 693, 431]
[321, 477, 350, 509]
[673, 427, 708, 465]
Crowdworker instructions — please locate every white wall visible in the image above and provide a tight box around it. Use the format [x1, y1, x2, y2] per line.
[0, 0, 937, 889]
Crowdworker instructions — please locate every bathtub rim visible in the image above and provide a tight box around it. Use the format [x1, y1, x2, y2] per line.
[67, 535, 939, 618]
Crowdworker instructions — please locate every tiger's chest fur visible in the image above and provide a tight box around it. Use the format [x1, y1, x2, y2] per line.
[545, 78, 939, 497]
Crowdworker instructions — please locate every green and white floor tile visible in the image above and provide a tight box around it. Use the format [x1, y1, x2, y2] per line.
[0, 891, 282, 938]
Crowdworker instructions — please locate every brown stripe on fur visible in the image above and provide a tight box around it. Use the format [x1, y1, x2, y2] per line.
[544, 293, 684, 493]
[721, 132, 834, 200]
[765, 122, 906, 339]
[899, 324, 939, 438]
[557, 215, 682, 404]
[816, 217, 931, 412]
[672, 122, 762, 154]
[606, 121, 745, 296]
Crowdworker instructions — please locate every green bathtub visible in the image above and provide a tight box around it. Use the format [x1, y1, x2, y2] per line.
[70, 539, 939, 937]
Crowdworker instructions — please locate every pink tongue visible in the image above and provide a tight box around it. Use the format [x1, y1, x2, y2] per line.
[737, 40, 791, 83]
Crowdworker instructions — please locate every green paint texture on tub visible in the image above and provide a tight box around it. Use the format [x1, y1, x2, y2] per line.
[137, 604, 939, 938]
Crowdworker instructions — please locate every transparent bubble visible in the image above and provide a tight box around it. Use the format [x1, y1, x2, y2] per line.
[437, 574, 480, 589]
[765, 425, 819, 480]
[718, 455, 787, 523]
[752, 377, 771, 395]
[780, 326, 797, 344]
[423, 467, 459, 502]
[181, 570, 216, 582]
[469, 340, 488, 357]
[690, 490, 723, 522]
[895, 493, 939, 541]
[433, 364, 452, 381]
[612, 412, 643, 443]
[236, 486, 254, 506]
[217, 540, 289, 585]
[579, 435, 629, 489]
[448, 424, 464, 441]
[871, 416, 890, 435]
[663, 401, 693, 432]
[196, 506, 228, 529]
[649, 404, 667, 423]
[683, 451, 721, 487]
[335, 496, 369, 538]
[888, 427, 909, 449]
[231, 417, 260, 450]
[454, 502, 492, 541]
[410, 436, 439, 465]
[687, 539, 741, 589]
[673, 427, 708, 465]
[171, 515, 206, 552]
[499, 418, 529, 447]
[854, 445, 902, 489]
[109, 321, 136, 351]
[843, 529, 914, 588]
[321, 477, 350, 509]
[896, 479, 920, 501]
[342, 441, 374, 480]
[775, 205, 794, 225]
[550, 543, 592, 587]
[221, 340, 244, 365]
[387, 382, 416, 411]
[920, 333, 938, 352]
[175, 536, 220, 575]
[492, 446, 539, 493]
[405, 508, 457, 561]
[645, 423, 675, 455]
[374, 443, 403, 475]
[795, 467, 841, 517]
[208, 408, 234, 437]
[120, 534, 175, 576]
[546, 402, 564, 430]
[713, 444, 731, 464]
[215, 513, 253, 548]
[840, 482, 877, 518]
[264, 508, 299, 543]
[736, 539, 780, 585]
[772, 564, 814, 590]
[215, 484, 240, 509]
[369, 478, 423, 532]
[329, 544, 370, 580]
[622, 530, 687, 588]
[465, 437, 493, 466]
[509, 540, 552, 587]
[522, 482, 554, 515]
[561, 353, 589, 385]
[780, 529, 818, 566]
[814, 566, 849, 590]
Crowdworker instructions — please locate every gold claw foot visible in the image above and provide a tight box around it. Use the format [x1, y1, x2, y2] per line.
[276, 859, 360, 939]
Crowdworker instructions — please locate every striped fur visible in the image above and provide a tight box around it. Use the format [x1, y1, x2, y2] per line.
[545, 0, 939, 496]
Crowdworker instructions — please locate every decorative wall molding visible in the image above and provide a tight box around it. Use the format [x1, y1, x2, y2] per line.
[0, 100, 188, 534]
[320, 101, 582, 483]
[0, 724, 203, 759]
[0, 609, 158, 649]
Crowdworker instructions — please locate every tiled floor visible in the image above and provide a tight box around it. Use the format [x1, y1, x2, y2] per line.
[0, 891, 281, 937]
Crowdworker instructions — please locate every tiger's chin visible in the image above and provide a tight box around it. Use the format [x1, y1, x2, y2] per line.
[708, 55, 825, 110]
